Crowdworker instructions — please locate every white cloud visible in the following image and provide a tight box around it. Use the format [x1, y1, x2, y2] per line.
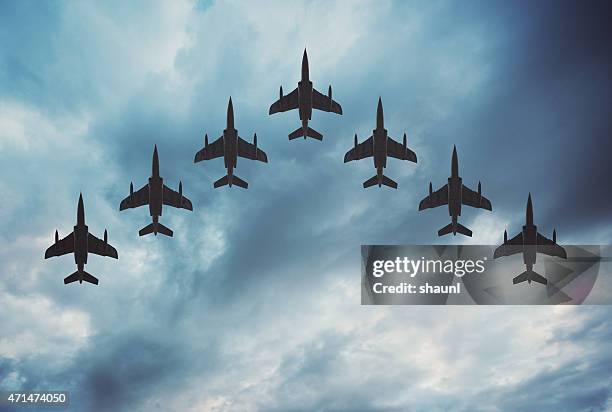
[0, 290, 92, 363]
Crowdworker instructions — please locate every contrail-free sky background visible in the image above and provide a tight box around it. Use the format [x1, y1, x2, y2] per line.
[1, 1, 611, 411]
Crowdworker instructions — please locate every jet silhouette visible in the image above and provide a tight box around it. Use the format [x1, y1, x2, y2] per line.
[344, 97, 417, 189]
[120, 145, 193, 237]
[45, 193, 118, 285]
[419, 146, 492, 236]
[494, 193, 567, 285]
[269, 49, 342, 140]
[194, 97, 268, 189]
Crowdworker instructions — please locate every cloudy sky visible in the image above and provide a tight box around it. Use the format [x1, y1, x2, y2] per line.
[1, 0, 611, 411]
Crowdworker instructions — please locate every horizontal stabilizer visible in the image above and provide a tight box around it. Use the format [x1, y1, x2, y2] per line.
[288, 126, 323, 140]
[64, 270, 98, 285]
[363, 174, 397, 189]
[456, 223, 472, 237]
[438, 223, 453, 236]
[214, 174, 248, 189]
[139, 222, 173, 237]
[513, 270, 547, 285]
[438, 223, 472, 237]
[231, 175, 248, 189]
[213, 175, 229, 188]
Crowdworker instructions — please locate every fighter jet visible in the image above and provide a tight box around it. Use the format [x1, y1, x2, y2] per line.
[344, 97, 417, 189]
[269, 48, 342, 140]
[494, 193, 567, 285]
[194, 97, 268, 189]
[418, 146, 492, 236]
[120, 145, 193, 237]
[45, 193, 118, 285]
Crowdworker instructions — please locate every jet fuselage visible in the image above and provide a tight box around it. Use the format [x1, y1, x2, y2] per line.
[297, 51, 313, 128]
[520, 196, 538, 268]
[447, 178, 463, 219]
[73, 195, 89, 270]
[148, 147, 164, 223]
[372, 98, 389, 180]
[222, 98, 239, 179]
[445, 146, 466, 233]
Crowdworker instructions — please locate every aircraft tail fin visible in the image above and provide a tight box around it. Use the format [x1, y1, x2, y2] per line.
[64, 270, 98, 285]
[513, 270, 547, 285]
[213, 175, 229, 188]
[230, 175, 248, 189]
[456, 223, 472, 237]
[214, 174, 248, 189]
[289, 126, 323, 140]
[363, 174, 397, 189]
[139, 222, 174, 237]
[438, 222, 473, 237]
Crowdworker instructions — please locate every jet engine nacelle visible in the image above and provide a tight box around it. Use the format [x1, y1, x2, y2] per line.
[504, 230, 508, 243]
[429, 182, 433, 196]
[104, 229, 108, 244]
[205, 133, 209, 148]
[55, 230, 59, 243]
[354, 134, 358, 148]
[279, 86, 284, 108]
[328, 85, 333, 110]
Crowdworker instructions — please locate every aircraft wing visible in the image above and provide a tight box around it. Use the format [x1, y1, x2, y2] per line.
[312, 88, 343, 114]
[44, 232, 74, 258]
[344, 136, 374, 162]
[87, 233, 118, 259]
[194, 135, 224, 162]
[386, 136, 417, 162]
[461, 185, 492, 210]
[237, 136, 268, 162]
[119, 184, 149, 210]
[418, 184, 449, 210]
[269, 87, 299, 114]
[162, 184, 193, 210]
[536, 232, 567, 258]
[493, 232, 523, 258]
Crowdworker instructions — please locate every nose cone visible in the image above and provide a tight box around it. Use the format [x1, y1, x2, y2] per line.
[526, 193, 534, 225]
[451, 145, 459, 177]
[77, 192, 85, 225]
[301, 48, 309, 80]
[152, 144, 160, 177]
[227, 96, 234, 129]
[376, 97, 384, 129]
